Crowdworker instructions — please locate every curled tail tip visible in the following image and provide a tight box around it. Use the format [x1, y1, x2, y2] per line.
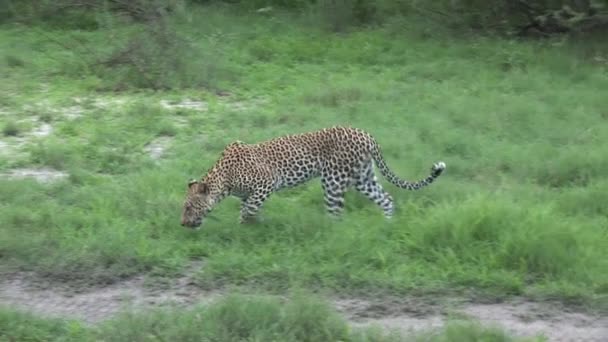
[431, 161, 446, 177]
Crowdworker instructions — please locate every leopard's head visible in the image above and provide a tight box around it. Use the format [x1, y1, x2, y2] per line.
[180, 179, 214, 229]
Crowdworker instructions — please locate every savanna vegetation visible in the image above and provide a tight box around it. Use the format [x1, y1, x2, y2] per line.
[1, 0, 607, 340]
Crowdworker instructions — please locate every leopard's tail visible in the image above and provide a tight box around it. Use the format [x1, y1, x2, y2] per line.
[370, 139, 446, 190]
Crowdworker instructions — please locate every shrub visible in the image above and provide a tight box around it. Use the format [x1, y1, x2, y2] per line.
[96, 2, 234, 90]
[4, 0, 607, 35]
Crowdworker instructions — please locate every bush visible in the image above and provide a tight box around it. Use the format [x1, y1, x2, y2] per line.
[2, 0, 182, 26]
[94, 1, 235, 90]
[313, 0, 377, 32]
[368, 0, 608, 34]
[183, 0, 608, 34]
[4, 1, 231, 91]
[4, 0, 607, 35]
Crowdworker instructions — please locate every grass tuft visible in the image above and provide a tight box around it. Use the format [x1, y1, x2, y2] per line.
[2, 121, 21, 137]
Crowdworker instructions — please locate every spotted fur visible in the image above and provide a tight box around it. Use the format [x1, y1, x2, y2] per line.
[181, 126, 445, 228]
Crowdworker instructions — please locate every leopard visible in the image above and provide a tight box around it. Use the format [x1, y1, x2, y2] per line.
[181, 126, 446, 228]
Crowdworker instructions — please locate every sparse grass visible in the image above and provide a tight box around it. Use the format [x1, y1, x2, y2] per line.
[0, 294, 541, 342]
[0, 3, 607, 339]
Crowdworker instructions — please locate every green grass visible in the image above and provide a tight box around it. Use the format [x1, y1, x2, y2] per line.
[0, 0, 607, 325]
[0, 293, 540, 342]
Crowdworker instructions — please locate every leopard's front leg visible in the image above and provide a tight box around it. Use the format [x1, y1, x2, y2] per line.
[239, 190, 271, 224]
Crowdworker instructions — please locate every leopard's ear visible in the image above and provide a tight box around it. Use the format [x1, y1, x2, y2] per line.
[187, 179, 197, 188]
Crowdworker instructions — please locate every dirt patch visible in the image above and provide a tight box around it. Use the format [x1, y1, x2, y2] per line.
[30, 123, 53, 137]
[61, 105, 85, 120]
[159, 97, 268, 113]
[0, 262, 218, 324]
[334, 296, 445, 334]
[462, 301, 607, 341]
[1, 168, 68, 183]
[92, 97, 129, 109]
[23, 102, 85, 121]
[160, 99, 208, 111]
[0, 117, 58, 162]
[227, 98, 268, 111]
[71, 96, 129, 112]
[0, 140, 13, 156]
[143, 136, 173, 160]
[0, 138, 28, 161]
[335, 296, 607, 341]
[1, 120, 52, 150]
